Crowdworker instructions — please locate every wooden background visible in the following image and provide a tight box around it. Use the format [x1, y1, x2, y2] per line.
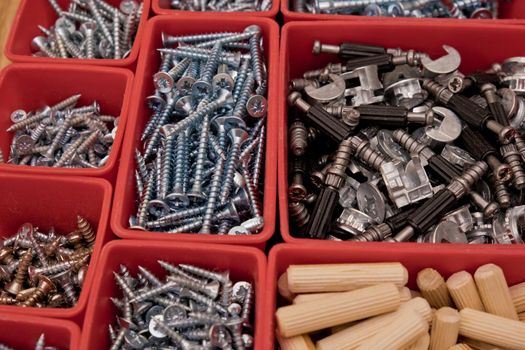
[0, 0, 21, 68]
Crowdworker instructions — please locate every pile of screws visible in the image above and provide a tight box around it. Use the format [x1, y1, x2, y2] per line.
[6, 94, 118, 168]
[130, 27, 268, 235]
[109, 262, 254, 349]
[170, 0, 272, 12]
[0, 217, 95, 308]
[276, 262, 525, 349]
[292, 0, 499, 18]
[288, 40, 525, 243]
[31, 0, 143, 59]
[0, 334, 60, 350]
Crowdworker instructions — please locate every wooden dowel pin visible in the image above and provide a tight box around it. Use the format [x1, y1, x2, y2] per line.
[474, 264, 518, 320]
[417, 268, 453, 309]
[446, 271, 485, 311]
[430, 307, 460, 350]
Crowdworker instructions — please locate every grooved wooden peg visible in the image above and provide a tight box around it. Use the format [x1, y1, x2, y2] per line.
[317, 297, 431, 350]
[430, 307, 460, 350]
[447, 271, 485, 311]
[447, 344, 473, 350]
[355, 308, 429, 350]
[400, 286, 412, 302]
[278, 272, 295, 302]
[461, 337, 507, 350]
[509, 281, 525, 313]
[417, 268, 453, 309]
[404, 333, 430, 350]
[458, 308, 525, 350]
[276, 332, 315, 350]
[275, 283, 401, 338]
[293, 292, 340, 304]
[474, 264, 518, 320]
[286, 262, 408, 293]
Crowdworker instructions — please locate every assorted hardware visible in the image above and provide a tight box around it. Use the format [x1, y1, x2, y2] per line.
[31, 0, 143, 59]
[6, 94, 118, 169]
[292, 0, 498, 18]
[169, 0, 272, 12]
[130, 27, 267, 235]
[0, 218, 95, 308]
[288, 41, 525, 244]
[109, 262, 254, 349]
[276, 262, 525, 350]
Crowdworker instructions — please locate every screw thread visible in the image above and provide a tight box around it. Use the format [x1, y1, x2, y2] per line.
[158, 261, 204, 284]
[30, 122, 47, 142]
[47, 0, 63, 16]
[136, 172, 156, 227]
[62, 279, 78, 305]
[165, 32, 235, 45]
[133, 281, 180, 303]
[113, 272, 137, 300]
[233, 60, 250, 102]
[195, 31, 254, 48]
[289, 202, 310, 227]
[13, 249, 33, 285]
[113, 10, 120, 59]
[253, 125, 266, 188]
[54, 136, 84, 167]
[351, 136, 386, 171]
[219, 142, 243, 205]
[201, 154, 224, 233]
[77, 216, 95, 246]
[144, 98, 176, 159]
[173, 132, 188, 192]
[138, 266, 162, 287]
[191, 114, 211, 194]
[109, 328, 126, 350]
[122, 7, 137, 48]
[392, 129, 430, 155]
[7, 113, 48, 133]
[54, 31, 68, 58]
[248, 28, 263, 86]
[147, 206, 206, 228]
[233, 73, 254, 118]
[159, 135, 176, 199]
[33, 256, 84, 276]
[141, 108, 163, 142]
[87, 0, 114, 45]
[22, 288, 46, 307]
[242, 168, 262, 218]
[200, 42, 223, 84]
[501, 144, 525, 189]
[167, 219, 204, 233]
[152, 318, 187, 346]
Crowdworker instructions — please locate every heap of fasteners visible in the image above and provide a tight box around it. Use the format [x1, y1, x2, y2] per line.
[130, 27, 267, 235]
[0, 334, 60, 350]
[276, 262, 525, 349]
[292, 0, 498, 18]
[0, 217, 95, 308]
[170, 0, 272, 12]
[32, 0, 143, 59]
[288, 41, 525, 243]
[109, 262, 254, 349]
[6, 94, 118, 168]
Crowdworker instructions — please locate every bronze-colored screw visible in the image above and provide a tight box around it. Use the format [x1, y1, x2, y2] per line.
[48, 293, 66, 307]
[4, 248, 33, 295]
[0, 296, 16, 305]
[77, 216, 95, 246]
[44, 237, 62, 257]
[22, 276, 56, 307]
[16, 287, 37, 302]
[66, 230, 85, 250]
[0, 247, 14, 264]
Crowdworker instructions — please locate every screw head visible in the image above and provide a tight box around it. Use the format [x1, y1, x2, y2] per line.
[153, 72, 174, 94]
[14, 135, 35, 155]
[228, 226, 249, 235]
[146, 200, 170, 218]
[228, 128, 249, 145]
[246, 95, 267, 118]
[80, 21, 98, 34]
[31, 37, 48, 52]
[191, 80, 213, 99]
[213, 73, 235, 91]
[120, 0, 139, 14]
[10, 109, 28, 123]
[176, 76, 197, 92]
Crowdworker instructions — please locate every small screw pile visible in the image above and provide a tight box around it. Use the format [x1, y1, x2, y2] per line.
[6, 94, 118, 168]
[293, 0, 498, 18]
[170, 0, 272, 12]
[288, 40, 525, 243]
[130, 27, 268, 235]
[0, 333, 60, 350]
[31, 0, 143, 59]
[109, 262, 254, 349]
[0, 217, 95, 308]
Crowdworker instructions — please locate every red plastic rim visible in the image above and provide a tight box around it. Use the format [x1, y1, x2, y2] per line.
[0, 173, 112, 321]
[0, 313, 81, 349]
[153, 0, 279, 17]
[281, 0, 525, 22]
[4, 0, 151, 68]
[264, 243, 525, 349]
[0, 64, 134, 179]
[80, 240, 267, 350]
[279, 20, 525, 246]
[112, 15, 278, 246]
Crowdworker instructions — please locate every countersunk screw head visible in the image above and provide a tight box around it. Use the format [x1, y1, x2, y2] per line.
[153, 72, 175, 94]
[246, 95, 268, 118]
[146, 94, 166, 110]
[191, 80, 213, 99]
[176, 76, 197, 92]
[147, 199, 170, 218]
[10, 109, 27, 123]
[213, 72, 235, 91]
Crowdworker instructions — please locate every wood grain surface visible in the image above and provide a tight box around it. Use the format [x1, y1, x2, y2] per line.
[0, 0, 21, 68]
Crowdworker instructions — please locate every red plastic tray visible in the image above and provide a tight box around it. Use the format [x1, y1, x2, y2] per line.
[282, 0, 525, 22]
[112, 15, 278, 247]
[4, 0, 151, 68]
[0, 173, 112, 322]
[153, 0, 279, 17]
[0, 64, 134, 180]
[278, 21, 525, 247]
[264, 243, 525, 349]
[0, 313, 80, 349]
[80, 240, 267, 350]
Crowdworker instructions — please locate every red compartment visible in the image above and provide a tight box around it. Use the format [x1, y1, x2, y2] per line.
[112, 15, 278, 247]
[0, 313, 80, 349]
[279, 21, 525, 246]
[264, 244, 525, 349]
[80, 240, 266, 350]
[282, 0, 525, 22]
[4, 0, 150, 68]
[153, 0, 279, 17]
[0, 173, 112, 322]
[0, 64, 134, 180]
